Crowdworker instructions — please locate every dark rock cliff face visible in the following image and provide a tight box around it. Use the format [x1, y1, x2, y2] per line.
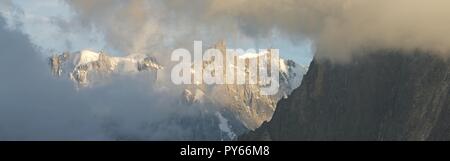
[240, 50, 450, 141]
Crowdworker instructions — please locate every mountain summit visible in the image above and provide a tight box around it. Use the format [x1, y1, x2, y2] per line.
[48, 45, 308, 140]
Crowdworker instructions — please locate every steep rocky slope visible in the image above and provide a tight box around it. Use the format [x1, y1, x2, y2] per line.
[240, 50, 450, 141]
[49, 48, 308, 140]
[180, 49, 307, 130]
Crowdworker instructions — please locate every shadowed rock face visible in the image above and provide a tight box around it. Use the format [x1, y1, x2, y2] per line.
[240, 50, 450, 141]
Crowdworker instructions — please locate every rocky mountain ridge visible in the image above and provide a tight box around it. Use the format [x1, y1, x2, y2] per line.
[49, 46, 308, 140]
[240, 50, 450, 141]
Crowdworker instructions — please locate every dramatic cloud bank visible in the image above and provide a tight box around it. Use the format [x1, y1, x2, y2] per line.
[65, 0, 450, 61]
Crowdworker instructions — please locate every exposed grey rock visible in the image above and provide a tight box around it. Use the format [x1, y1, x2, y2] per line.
[240, 50, 450, 141]
[49, 50, 163, 87]
[48, 47, 307, 141]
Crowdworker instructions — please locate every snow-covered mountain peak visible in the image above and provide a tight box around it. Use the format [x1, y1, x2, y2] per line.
[49, 50, 163, 87]
[179, 43, 309, 131]
[48, 46, 308, 141]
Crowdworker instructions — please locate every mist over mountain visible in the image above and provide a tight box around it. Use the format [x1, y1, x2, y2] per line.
[47, 47, 306, 140]
[240, 50, 450, 141]
[0, 17, 221, 140]
[2, 1, 450, 141]
[0, 15, 307, 140]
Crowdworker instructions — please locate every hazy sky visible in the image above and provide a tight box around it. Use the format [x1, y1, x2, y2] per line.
[3, 0, 450, 64]
[0, 0, 314, 65]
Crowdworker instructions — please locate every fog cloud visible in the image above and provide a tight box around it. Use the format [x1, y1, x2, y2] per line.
[0, 16, 203, 140]
[65, 0, 450, 62]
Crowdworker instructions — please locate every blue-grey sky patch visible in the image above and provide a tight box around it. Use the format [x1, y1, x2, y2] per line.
[0, 0, 314, 64]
